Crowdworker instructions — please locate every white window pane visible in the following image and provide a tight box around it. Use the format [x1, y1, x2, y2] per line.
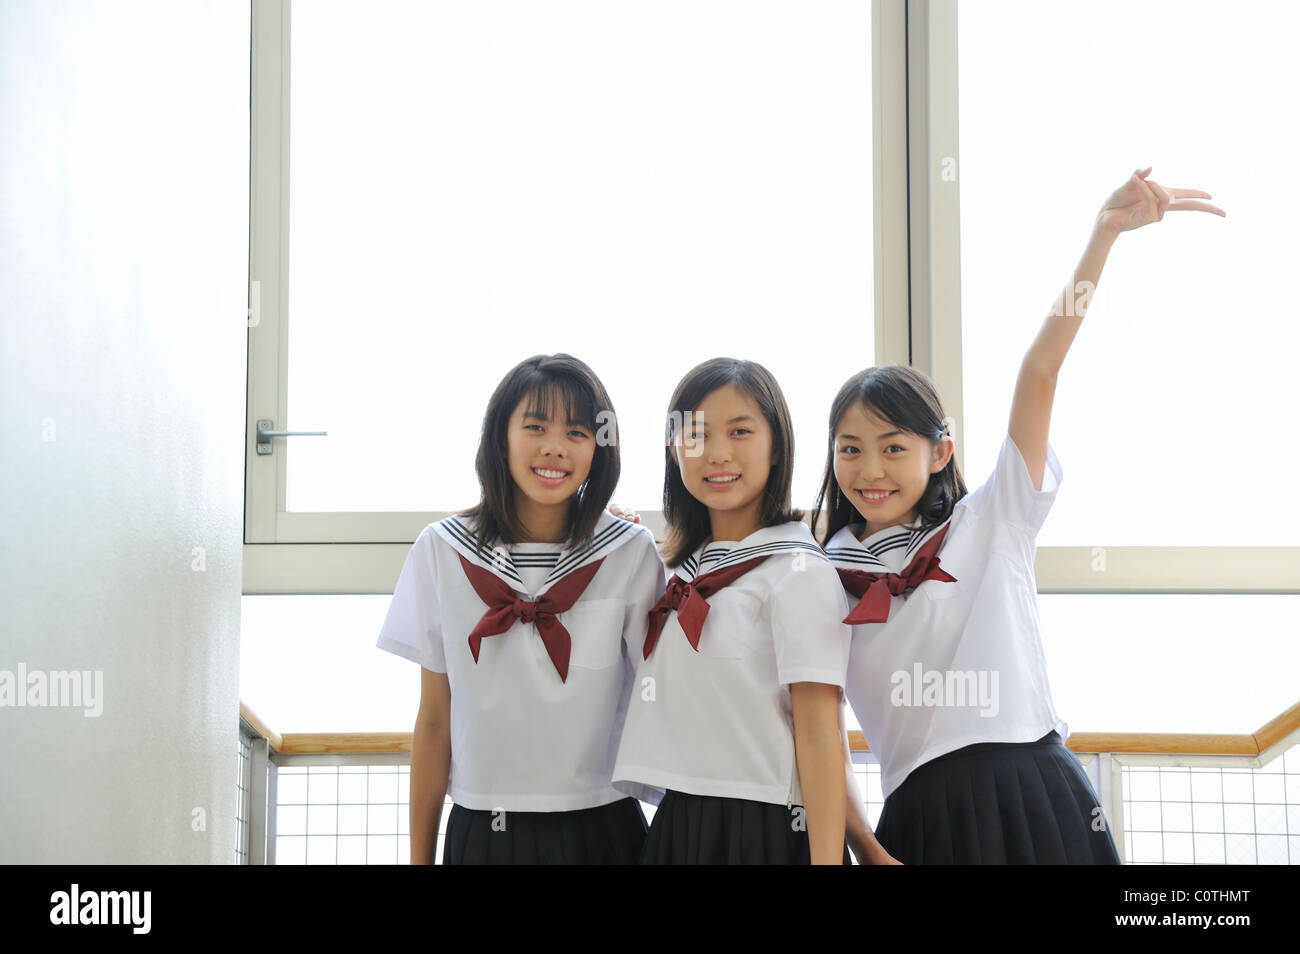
[1038, 594, 1298, 736]
[958, 0, 1299, 545]
[243, 593, 1297, 739]
[241, 594, 417, 733]
[286, 0, 874, 514]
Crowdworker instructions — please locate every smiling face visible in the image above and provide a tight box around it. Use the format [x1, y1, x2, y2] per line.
[506, 388, 596, 539]
[834, 401, 953, 536]
[670, 382, 773, 541]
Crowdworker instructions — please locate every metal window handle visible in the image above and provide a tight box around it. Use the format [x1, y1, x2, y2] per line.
[256, 419, 327, 456]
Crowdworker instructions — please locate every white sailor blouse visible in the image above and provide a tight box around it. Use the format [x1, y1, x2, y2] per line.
[612, 520, 852, 808]
[375, 509, 667, 812]
[825, 432, 1069, 800]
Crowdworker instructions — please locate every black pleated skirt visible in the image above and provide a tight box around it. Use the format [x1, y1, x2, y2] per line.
[873, 730, 1121, 865]
[639, 790, 853, 865]
[442, 796, 647, 864]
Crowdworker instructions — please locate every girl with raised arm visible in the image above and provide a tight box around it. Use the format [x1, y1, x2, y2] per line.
[815, 168, 1224, 863]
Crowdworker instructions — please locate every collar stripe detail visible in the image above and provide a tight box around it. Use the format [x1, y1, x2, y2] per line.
[438, 513, 642, 592]
[680, 539, 825, 581]
[546, 517, 636, 585]
[441, 516, 524, 585]
[825, 519, 951, 573]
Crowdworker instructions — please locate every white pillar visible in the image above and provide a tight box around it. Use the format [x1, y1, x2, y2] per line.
[0, 0, 250, 863]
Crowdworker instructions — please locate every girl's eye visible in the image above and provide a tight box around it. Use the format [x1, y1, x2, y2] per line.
[568, 429, 590, 440]
[839, 445, 859, 455]
[885, 444, 904, 453]
[731, 428, 751, 437]
[525, 423, 544, 432]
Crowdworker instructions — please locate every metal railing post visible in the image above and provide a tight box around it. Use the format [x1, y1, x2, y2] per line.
[248, 737, 271, 864]
[1097, 753, 1127, 864]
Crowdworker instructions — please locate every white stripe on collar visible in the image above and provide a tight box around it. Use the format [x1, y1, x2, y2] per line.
[510, 552, 561, 567]
[433, 510, 645, 593]
[824, 516, 951, 573]
[675, 521, 827, 582]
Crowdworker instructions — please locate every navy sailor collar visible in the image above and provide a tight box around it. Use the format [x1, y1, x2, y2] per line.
[823, 514, 951, 575]
[432, 509, 645, 595]
[674, 520, 826, 583]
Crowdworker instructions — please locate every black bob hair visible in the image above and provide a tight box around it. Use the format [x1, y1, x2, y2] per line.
[661, 357, 802, 567]
[459, 353, 619, 552]
[810, 364, 968, 547]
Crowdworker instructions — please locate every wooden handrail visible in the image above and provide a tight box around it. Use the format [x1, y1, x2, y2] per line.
[276, 732, 411, 755]
[1063, 732, 1258, 756]
[241, 700, 1300, 758]
[238, 701, 283, 752]
[1253, 699, 1300, 752]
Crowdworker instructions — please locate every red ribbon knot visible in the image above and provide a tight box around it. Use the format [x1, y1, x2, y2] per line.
[643, 554, 771, 659]
[835, 524, 957, 625]
[457, 553, 605, 682]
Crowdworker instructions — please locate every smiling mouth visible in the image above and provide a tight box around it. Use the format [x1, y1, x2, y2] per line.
[533, 467, 569, 480]
[704, 474, 740, 483]
[856, 489, 896, 503]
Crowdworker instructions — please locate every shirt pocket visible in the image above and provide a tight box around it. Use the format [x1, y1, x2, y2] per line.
[916, 536, 979, 603]
[917, 575, 965, 602]
[695, 590, 769, 659]
[557, 597, 626, 671]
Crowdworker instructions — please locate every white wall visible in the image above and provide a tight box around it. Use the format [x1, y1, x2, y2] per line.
[0, 0, 249, 862]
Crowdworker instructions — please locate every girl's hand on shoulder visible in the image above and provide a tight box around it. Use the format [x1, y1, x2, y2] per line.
[1095, 166, 1225, 237]
[607, 503, 641, 524]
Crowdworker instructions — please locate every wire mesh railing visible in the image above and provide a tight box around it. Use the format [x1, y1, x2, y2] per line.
[1118, 749, 1300, 864]
[235, 703, 1300, 865]
[236, 725, 253, 865]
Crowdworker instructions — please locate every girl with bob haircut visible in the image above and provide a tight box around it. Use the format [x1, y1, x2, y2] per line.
[613, 357, 897, 864]
[814, 167, 1224, 864]
[376, 353, 667, 863]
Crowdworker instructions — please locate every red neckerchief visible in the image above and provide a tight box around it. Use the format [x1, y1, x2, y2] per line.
[643, 555, 771, 659]
[835, 524, 956, 624]
[458, 553, 605, 682]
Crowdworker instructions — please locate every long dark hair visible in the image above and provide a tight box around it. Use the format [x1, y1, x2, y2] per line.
[662, 357, 802, 567]
[459, 353, 619, 553]
[810, 365, 968, 547]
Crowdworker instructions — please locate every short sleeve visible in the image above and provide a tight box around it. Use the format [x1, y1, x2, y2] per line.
[613, 528, 668, 806]
[620, 529, 669, 659]
[961, 432, 1063, 538]
[769, 557, 852, 691]
[375, 527, 446, 673]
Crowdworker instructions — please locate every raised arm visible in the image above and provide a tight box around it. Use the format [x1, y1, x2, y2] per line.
[1010, 167, 1225, 488]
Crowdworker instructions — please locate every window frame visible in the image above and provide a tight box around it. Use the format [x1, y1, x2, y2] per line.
[243, 0, 1299, 596]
